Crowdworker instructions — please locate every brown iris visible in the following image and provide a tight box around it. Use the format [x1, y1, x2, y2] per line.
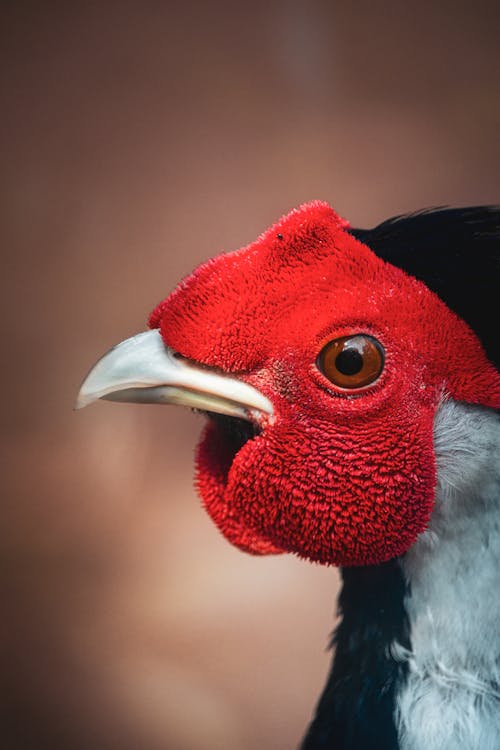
[317, 335, 384, 389]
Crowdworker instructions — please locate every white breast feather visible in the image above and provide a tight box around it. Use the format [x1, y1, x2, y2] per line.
[396, 399, 500, 750]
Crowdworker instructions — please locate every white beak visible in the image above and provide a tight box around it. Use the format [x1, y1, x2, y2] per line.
[76, 329, 273, 422]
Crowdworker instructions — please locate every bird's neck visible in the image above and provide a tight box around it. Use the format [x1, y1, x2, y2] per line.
[395, 400, 500, 750]
[302, 401, 500, 750]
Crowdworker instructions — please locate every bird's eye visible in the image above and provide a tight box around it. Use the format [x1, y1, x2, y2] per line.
[317, 335, 384, 389]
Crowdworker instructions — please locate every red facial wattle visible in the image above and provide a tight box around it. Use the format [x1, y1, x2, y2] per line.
[150, 201, 500, 566]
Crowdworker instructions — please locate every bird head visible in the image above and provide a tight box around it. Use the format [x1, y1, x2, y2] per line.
[77, 201, 500, 566]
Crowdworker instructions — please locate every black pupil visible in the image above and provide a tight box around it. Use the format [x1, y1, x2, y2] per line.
[335, 347, 363, 376]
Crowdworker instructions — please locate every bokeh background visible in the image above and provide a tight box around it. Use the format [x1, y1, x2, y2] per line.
[1, 2, 499, 749]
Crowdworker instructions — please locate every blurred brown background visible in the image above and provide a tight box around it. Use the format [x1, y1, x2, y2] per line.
[1, 2, 499, 749]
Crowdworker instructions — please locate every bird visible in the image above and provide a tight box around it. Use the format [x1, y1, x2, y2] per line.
[77, 201, 500, 750]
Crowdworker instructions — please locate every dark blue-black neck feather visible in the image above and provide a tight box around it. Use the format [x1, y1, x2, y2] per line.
[301, 559, 410, 750]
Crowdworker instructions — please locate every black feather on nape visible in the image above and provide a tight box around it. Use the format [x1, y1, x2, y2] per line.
[351, 206, 500, 370]
[301, 560, 410, 750]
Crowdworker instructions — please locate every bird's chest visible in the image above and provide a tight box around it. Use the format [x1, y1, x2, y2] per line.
[395, 482, 500, 750]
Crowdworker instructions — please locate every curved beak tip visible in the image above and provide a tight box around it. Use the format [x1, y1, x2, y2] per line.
[74, 393, 90, 410]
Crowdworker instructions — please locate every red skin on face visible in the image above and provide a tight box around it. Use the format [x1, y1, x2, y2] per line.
[150, 202, 500, 566]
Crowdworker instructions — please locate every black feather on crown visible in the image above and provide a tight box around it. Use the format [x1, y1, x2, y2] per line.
[351, 206, 500, 371]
